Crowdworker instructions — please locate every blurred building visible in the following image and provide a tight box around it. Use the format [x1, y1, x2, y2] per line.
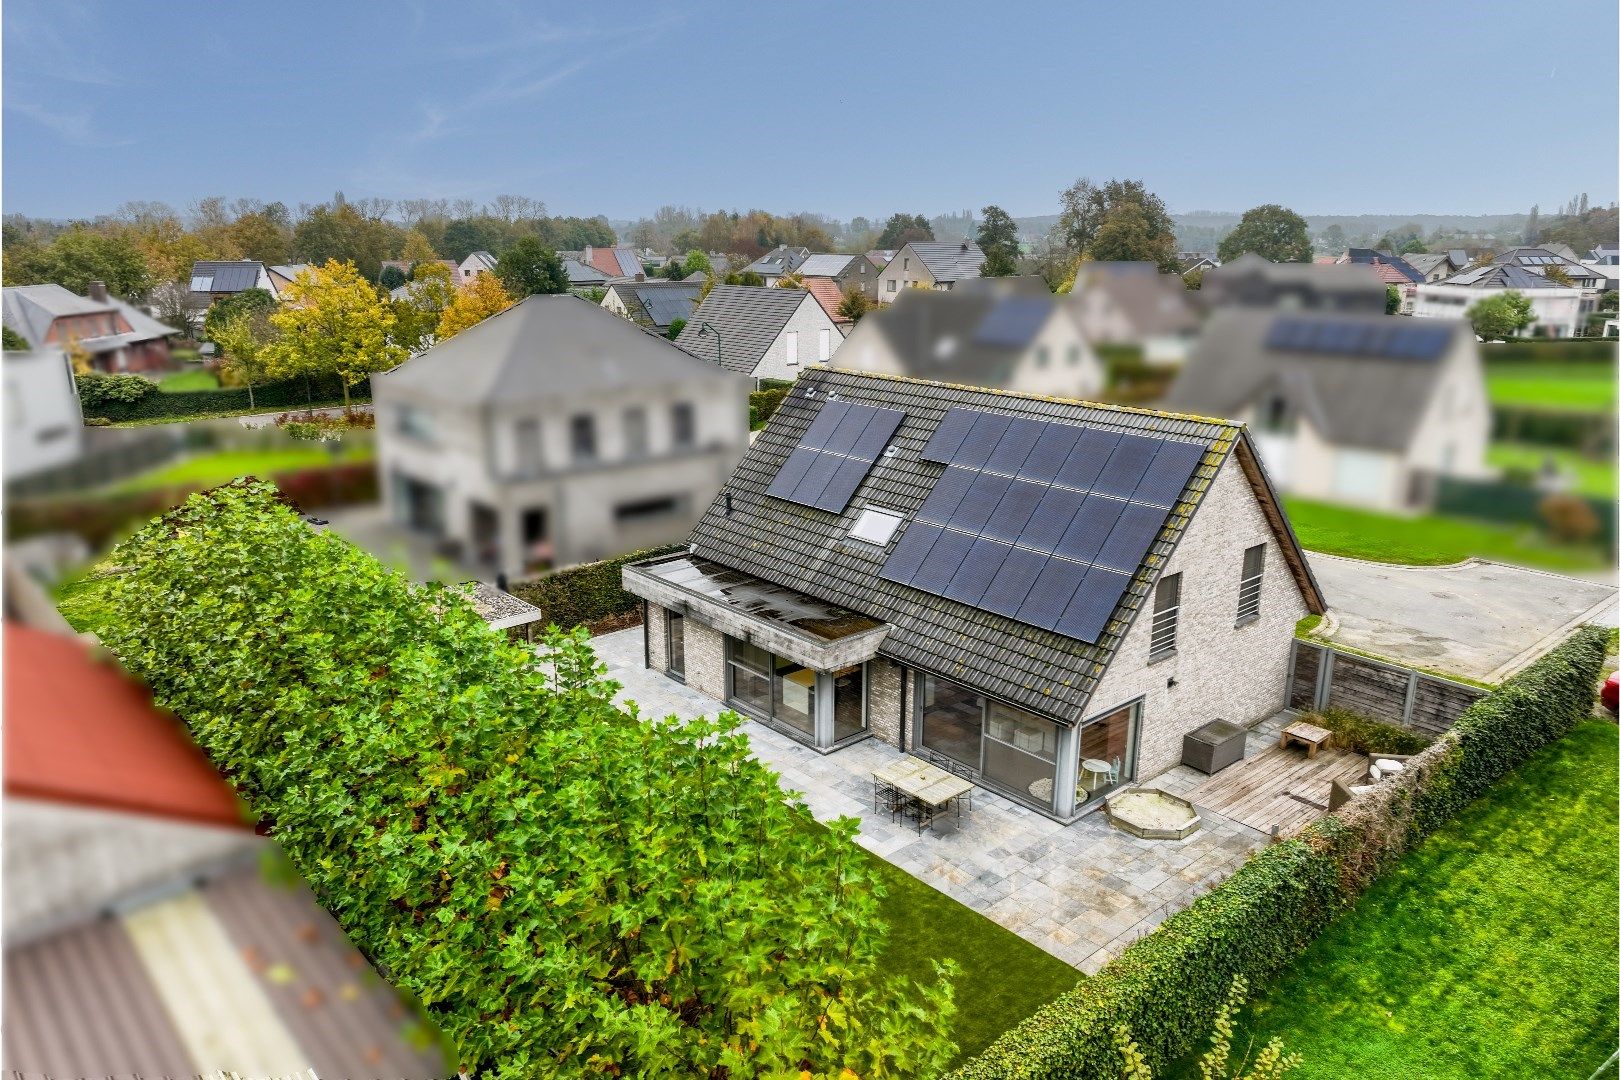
[1401, 250, 1471, 283]
[374, 293, 749, 577]
[3, 282, 178, 374]
[675, 284, 846, 383]
[1412, 263, 1584, 337]
[1163, 309, 1489, 510]
[831, 287, 1105, 399]
[1201, 252, 1388, 313]
[1067, 263, 1202, 365]
[3, 346, 84, 480]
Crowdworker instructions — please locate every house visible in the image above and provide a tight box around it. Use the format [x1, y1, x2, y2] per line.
[458, 250, 499, 283]
[1587, 242, 1618, 266]
[831, 287, 1104, 398]
[2, 347, 83, 480]
[1067, 268, 1202, 364]
[266, 262, 314, 292]
[563, 256, 612, 291]
[579, 245, 646, 282]
[372, 294, 750, 577]
[803, 278, 854, 329]
[797, 253, 879, 299]
[619, 366, 1326, 822]
[601, 280, 703, 334]
[866, 249, 895, 268]
[1177, 252, 1220, 275]
[741, 245, 810, 285]
[188, 260, 279, 307]
[3, 282, 177, 374]
[1488, 246, 1609, 295]
[1201, 252, 1388, 313]
[1401, 251, 1469, 283]
[675, 284, 846, 383]
[878, 241, 987, 300]
[1412, 263, 1584, 337]
[1344, 249, 1424, 284]
[1162, 309, 1490, 510]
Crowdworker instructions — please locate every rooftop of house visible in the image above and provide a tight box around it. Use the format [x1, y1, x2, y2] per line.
[267, 262, 314, 279]
[461, 250, 498, 271]
[743, 246, 811, 276]
[1401, 252, 1453, 275]
[608, 280, 704, 329]
[1345, 249, 1424, 283]
[2, 284, 176, 348]
[378, 293, 737, 406]
[1205, 252, 1388, 294]
[902, 240, 987, 282]
[1072, 271, 1201, 337]
[188, 261, 266, 293]
[1162, 307, 1470, 454]
[673, 284, 815, 374]
[563, 257, 611, 285]
[678, 366, 1321, 721]
[582, 246, 645, 280]
[840, 288, 1074, 385]
[1438, 262, 1573, 289]
[797, 253, 861, 278]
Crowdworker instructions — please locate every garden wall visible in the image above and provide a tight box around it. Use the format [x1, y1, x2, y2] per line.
[950, 626, 1606, 1080]
[1286, 640, 1487, 736]
[509, 545, 682, 633]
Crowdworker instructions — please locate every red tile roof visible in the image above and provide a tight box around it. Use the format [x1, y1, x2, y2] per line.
[3, 623, 247, 828]
[802, 278, 850, 323]
[1366, 258, 1413, 285]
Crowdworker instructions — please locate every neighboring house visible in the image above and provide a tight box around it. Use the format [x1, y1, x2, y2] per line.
[1402, 251, 1468, 283]
[601, 280, 703, 334]
[3, 282, 177, 374]
[675, 284, 846, 383]
[266, 262, 314, 292]
[1163, 308, 1490, 510]
[797, 253, 879, 299]
[1177, 251, 1220, 275]
[1586, 242, 1618, 265]
[373, 294, 750, 576]
[379, 258, 455, 283]
[1412, 263, 1584, 337]
[866, 249, 895, 268]
[3, 348, 83, 480]
[1201, 252, 1388, 313]
[1489, 246, 1608, 290]
[1343, 248, 1424, 283]
[831, 287, 1105, 399]
[189, 260, 279, 307]
[620, 367, 1326, 822]
[742, 245, 810, 286]
[563, 256, 612, 291]
[1067, 269, 1202, 364]
[579, 245, 646, 282]
[458, 250, 499, 283]
[877, 241, 987, 299]
[803, 278, 854, 329]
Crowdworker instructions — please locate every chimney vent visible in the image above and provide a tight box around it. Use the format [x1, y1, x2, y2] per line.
[88, 280, 109, 303]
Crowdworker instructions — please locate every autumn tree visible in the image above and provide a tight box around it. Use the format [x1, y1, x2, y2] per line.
[203, 287, 277, 342]
[877, 212, 934, 249]
[400, 229, 439, 265]
[2, 226, 152, 298]
[437, 273, 513, 340]
[228, 203, 293, 264]
[392, 262, 456, 353]
[495, 237, 568, 298]
[211, 308, 278, 410]
[976, 205, 1021, 276]
[1089, 203, 1177, 267]
[1217, 204, 1314, 264]
[293, 199, 394, 281]
[836, 286, 873, 323]
[269, 260, 404, 413]
[1055, 177, 1179, 272]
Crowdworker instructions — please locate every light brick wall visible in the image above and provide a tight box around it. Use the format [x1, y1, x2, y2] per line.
[1084, 456, 1310, 780]
[683, 615, 728, 701]
[644, 603, 667, 674]
[867, 657, 905, 748]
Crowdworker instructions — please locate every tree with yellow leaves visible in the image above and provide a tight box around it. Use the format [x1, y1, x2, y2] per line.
[436, 273, 512, 340]
[269, 259, 404, 414]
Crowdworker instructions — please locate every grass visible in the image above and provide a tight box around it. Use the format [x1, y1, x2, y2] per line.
[1283, 496, 1609, 573]
[108, 446, 372, 494]
[158, 368, 222, 392]
[864, 850, 1081, 1064]
[1178, 721, 1618, 1079]
[1485, 361, 1615, 413]
[1487, 441, 1616, 499]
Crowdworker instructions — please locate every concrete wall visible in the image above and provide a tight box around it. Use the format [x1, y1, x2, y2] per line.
[1083, 456, 1310, 780]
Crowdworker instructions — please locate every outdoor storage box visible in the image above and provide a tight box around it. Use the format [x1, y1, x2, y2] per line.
[1183, 718, 1245, 775]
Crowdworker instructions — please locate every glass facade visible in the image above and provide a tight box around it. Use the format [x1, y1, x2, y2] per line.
[666, 613, 685, 679]
[831, 664, 866, 743]
[1077, 702, 1139, 805]
[917, 673, 982, 769]
[725, 638, 815, 740]
[983, 702, 1060, 811]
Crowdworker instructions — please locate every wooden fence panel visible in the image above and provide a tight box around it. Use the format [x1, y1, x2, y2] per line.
[1409, 676, 1488, 736]
[1288, 639, 1488, 736]
[1287, 642, 1322, 711]
[1325, 653, 1412, 720]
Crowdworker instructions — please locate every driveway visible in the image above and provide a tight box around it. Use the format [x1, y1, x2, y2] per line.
[1307, 555, 1617, 682]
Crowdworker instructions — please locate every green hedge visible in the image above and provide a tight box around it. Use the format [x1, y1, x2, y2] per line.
[1483, 339, 1615, 364]
[86, 373, 372, 423]
[749, 386, 791, 430]
[509, 545, 682, 631]
[950, 626, 1608, 1079]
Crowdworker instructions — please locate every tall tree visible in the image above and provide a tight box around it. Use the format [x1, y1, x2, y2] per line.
[269, 260, 404, 413]
[877, 213, 934, 249]
[494, 237, 568, 298]
[1055, 178, 1178, 272]
[1089, 204, 1177, 268]
[1523, 204, 1541, 244]
[437, 274, 513, 340]
[211, 308, 277, 410]
[391, 262, 456, 353]
[203, 287, 277, 342]
[1320, 224, 1347, 256]
[1217, 204, 1314, 264]
[400, 229, 439, 265]
[293, 203, 394, 281]
[1, 226, 152, 298]
[976, 205, 1021, 276]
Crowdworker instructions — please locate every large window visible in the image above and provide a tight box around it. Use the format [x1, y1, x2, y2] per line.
[918, 674, 982, 770]
[623, 407, 648, 457]
[671, 402, 696, 448]
[1236, 543, 1265, 625]
[570, 414, 597, 462]
[727, 638, 814, 739]
[514, 418, 542, 474]
[1150, 572, 1181, 659]
[1077, 702, 1138, 805]
[982, 702, 1060, 811]
[831, 664, 866, 743]
[666, 612, 686, 680]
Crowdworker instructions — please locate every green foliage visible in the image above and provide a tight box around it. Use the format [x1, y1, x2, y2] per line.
[1, 224, 153, 298]
[1384, 285, 1401, 315]
[1088, 204, 1176, 269]
[3, 325, 30, 350]
[1467, 290, 1535, 339]
[75, 372, 157, 409]
[681, 250, 712, 276]
[976, 205, 1021, 276]
[949, 628, 1606, 1080]
[837, 286, 874, 324]
[79, 371, 368, 423]
[84, 415, 111, 426]
[1055, 178, 1178, 272]
[494, 237, 569, 298]
[1216, 205, 1313, 264]
[509, 546, 683, 631]
[665, 318, 686, 340]
[292, 201, 393, 280]
[749, 386, 791, 430]
[379, 264, 407, 290]
[77, 483, 957, 1077]
[1300, 707, 1432, 756]
[878, 212, 935, 249]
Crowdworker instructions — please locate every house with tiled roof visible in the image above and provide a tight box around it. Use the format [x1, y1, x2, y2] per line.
[620, 366, 1325, 822]
[674, 284, 846, 384]
[831, 287, 1104, 399]
[1067, 267, 1202, 363]
[741, 245, 810, 286]
[798, 252, 880, 300]
[1401, 251, 1468, 283]
[1163, 308, 1489, 510]
[188, 260, 279, 308]
[1201, 252, 1388, 314]
[803, 277, 854, 328]
[578, 245, 646, 281]
[3, 282, 177, 374]
[601, 279, 703, 333]
[878, 240, 987, 300]
[1412, 261, 1586, 337]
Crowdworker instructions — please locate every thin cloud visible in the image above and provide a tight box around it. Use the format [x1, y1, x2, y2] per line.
[4, 99, 134, 148]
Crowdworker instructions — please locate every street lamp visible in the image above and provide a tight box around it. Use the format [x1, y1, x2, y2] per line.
[697, 320, 722, 369]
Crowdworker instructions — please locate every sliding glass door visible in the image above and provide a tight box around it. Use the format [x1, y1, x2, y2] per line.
[917, 673, 982, 770]
[982, 702, 1061, 811]
[1076, 702, 1139, 805]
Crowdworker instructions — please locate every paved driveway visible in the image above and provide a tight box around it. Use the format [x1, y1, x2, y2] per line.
[1307, 555, 1617, 682]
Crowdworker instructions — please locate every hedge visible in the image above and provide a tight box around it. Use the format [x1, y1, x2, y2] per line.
[950, 626, 1608, 1079]
[1482, 338, 1615, 364]
[749, 386, 790, 430]
[509, 545, 682, 631]
[86, 373, 372, 423]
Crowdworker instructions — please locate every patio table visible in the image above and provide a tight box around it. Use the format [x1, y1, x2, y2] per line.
[878, 759, 976, 832]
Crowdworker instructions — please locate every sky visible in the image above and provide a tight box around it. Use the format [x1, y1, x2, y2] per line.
[4, 0, 1617, 223]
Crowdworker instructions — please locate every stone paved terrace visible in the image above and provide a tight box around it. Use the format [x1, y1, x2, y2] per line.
[587, 627, 1279, 974]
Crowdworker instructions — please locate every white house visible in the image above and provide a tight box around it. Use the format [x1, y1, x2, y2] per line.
[1066, 265, 1201, 365]
[674, 285, 845, 384]
[458, 251, 498, 283]
[3, 347, 84, 481]
[877, 241, 986, 300]
[1412, 264, 1584, 338]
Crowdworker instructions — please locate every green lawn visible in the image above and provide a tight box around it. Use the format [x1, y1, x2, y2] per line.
[865, 852, 1080, 1064]
[1283, 496, 1609, 573]
[1185, 721, 1617, 1079]
[158, 368, 222, 392]
[109, 446, 372, 494]
[1487, 441, 1616, 499]
[1485, 361, 1615, 413]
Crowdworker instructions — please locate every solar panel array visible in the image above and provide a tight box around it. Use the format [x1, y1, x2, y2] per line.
[881, 408, 1207, 644]
[1264, 317, 1450, 361]
[972, 296, 1051, 348]
[765, 399, 906, 513]
[638, 289, 698, 327]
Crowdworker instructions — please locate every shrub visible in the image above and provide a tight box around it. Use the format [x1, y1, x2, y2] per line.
[1539, 492, 1602, 543]
[950, 626, 1607, 1080]
[80, 373, 372, 423]
[1302, 707, 1431, 756]
[509, 546, 682, 631]
[75, 372, 156, 409]
[749, 386, 791, 430]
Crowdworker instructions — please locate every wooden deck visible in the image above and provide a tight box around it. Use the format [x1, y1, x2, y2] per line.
[1187, 743, 1367, 836]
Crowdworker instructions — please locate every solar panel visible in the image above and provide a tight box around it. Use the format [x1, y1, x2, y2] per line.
[1266, 315, 1449, 362]
[1053, 568, 1131, 642]
[980, 478, 1048, 543]
[1053, 429, 1122, 492]
[920, 407, 977, 463]
[952, 472, 1015, 533]
[910, 528, 976, 594]
[1053, 496, 1125, 563]
[1012, 556, 1089, 630]
[1018, 423, 1083, 483]
[1131, 441, 1205, 507]
[1091, 433, 1160, 498]
[942, 537, 1013, 606]
[977, 546, 1047, 618]
[984, 417, 1045, 474]
[952, 412, 1012, 469]
[1020, 486, 1087, 552]
[880, 521, 944, 585]
[916, 465, 976, 524]
[972, 296, 1051, 348]
[1093, 502, 1172, 572]
[766, 401, 905, 513]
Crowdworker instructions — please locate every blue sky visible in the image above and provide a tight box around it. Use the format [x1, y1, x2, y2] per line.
[5, 0, 1616, 222]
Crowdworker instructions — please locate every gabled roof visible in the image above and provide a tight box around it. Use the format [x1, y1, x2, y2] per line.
[106, 297, 178, 342]
[563, 257, 611, 285]
[673, 285, 817, 374]
[682, 367, 1322, 720]
[268, 262, 314, 280]
[607, 280, 703, 329]
[461, 250, 498, 272]
[1074, 272, 1201, 337]
[378, 293, 737, 405]
[1401, 252, 1451, 276]
[1162, 308, 1470, 453]
[188, 261, 265, 293]
[1, 285, 174, 347]
[797, 253, 859, 278]
[903, 240, 987, 282]
[842, 288, 1071, 385]
[743, 245, 810, 277]
[866, 250, 895, 267]
[583, 246, 644, 279]
[803, 278, 851, 324]
[1345, 249, 1424, 283]
[1439, 263, 1572, 289]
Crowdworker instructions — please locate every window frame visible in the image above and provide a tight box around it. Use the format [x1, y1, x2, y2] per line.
[671, 402, 696, 448]
[569, 413, 597, 462]
[1149, 571, 1181, 660]
[1236, 543, 1265, 626]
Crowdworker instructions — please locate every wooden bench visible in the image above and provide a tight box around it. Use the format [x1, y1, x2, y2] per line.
[1279, 720, 1333, 759]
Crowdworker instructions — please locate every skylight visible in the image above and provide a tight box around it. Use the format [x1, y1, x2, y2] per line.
[849, 507, 904, 546]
